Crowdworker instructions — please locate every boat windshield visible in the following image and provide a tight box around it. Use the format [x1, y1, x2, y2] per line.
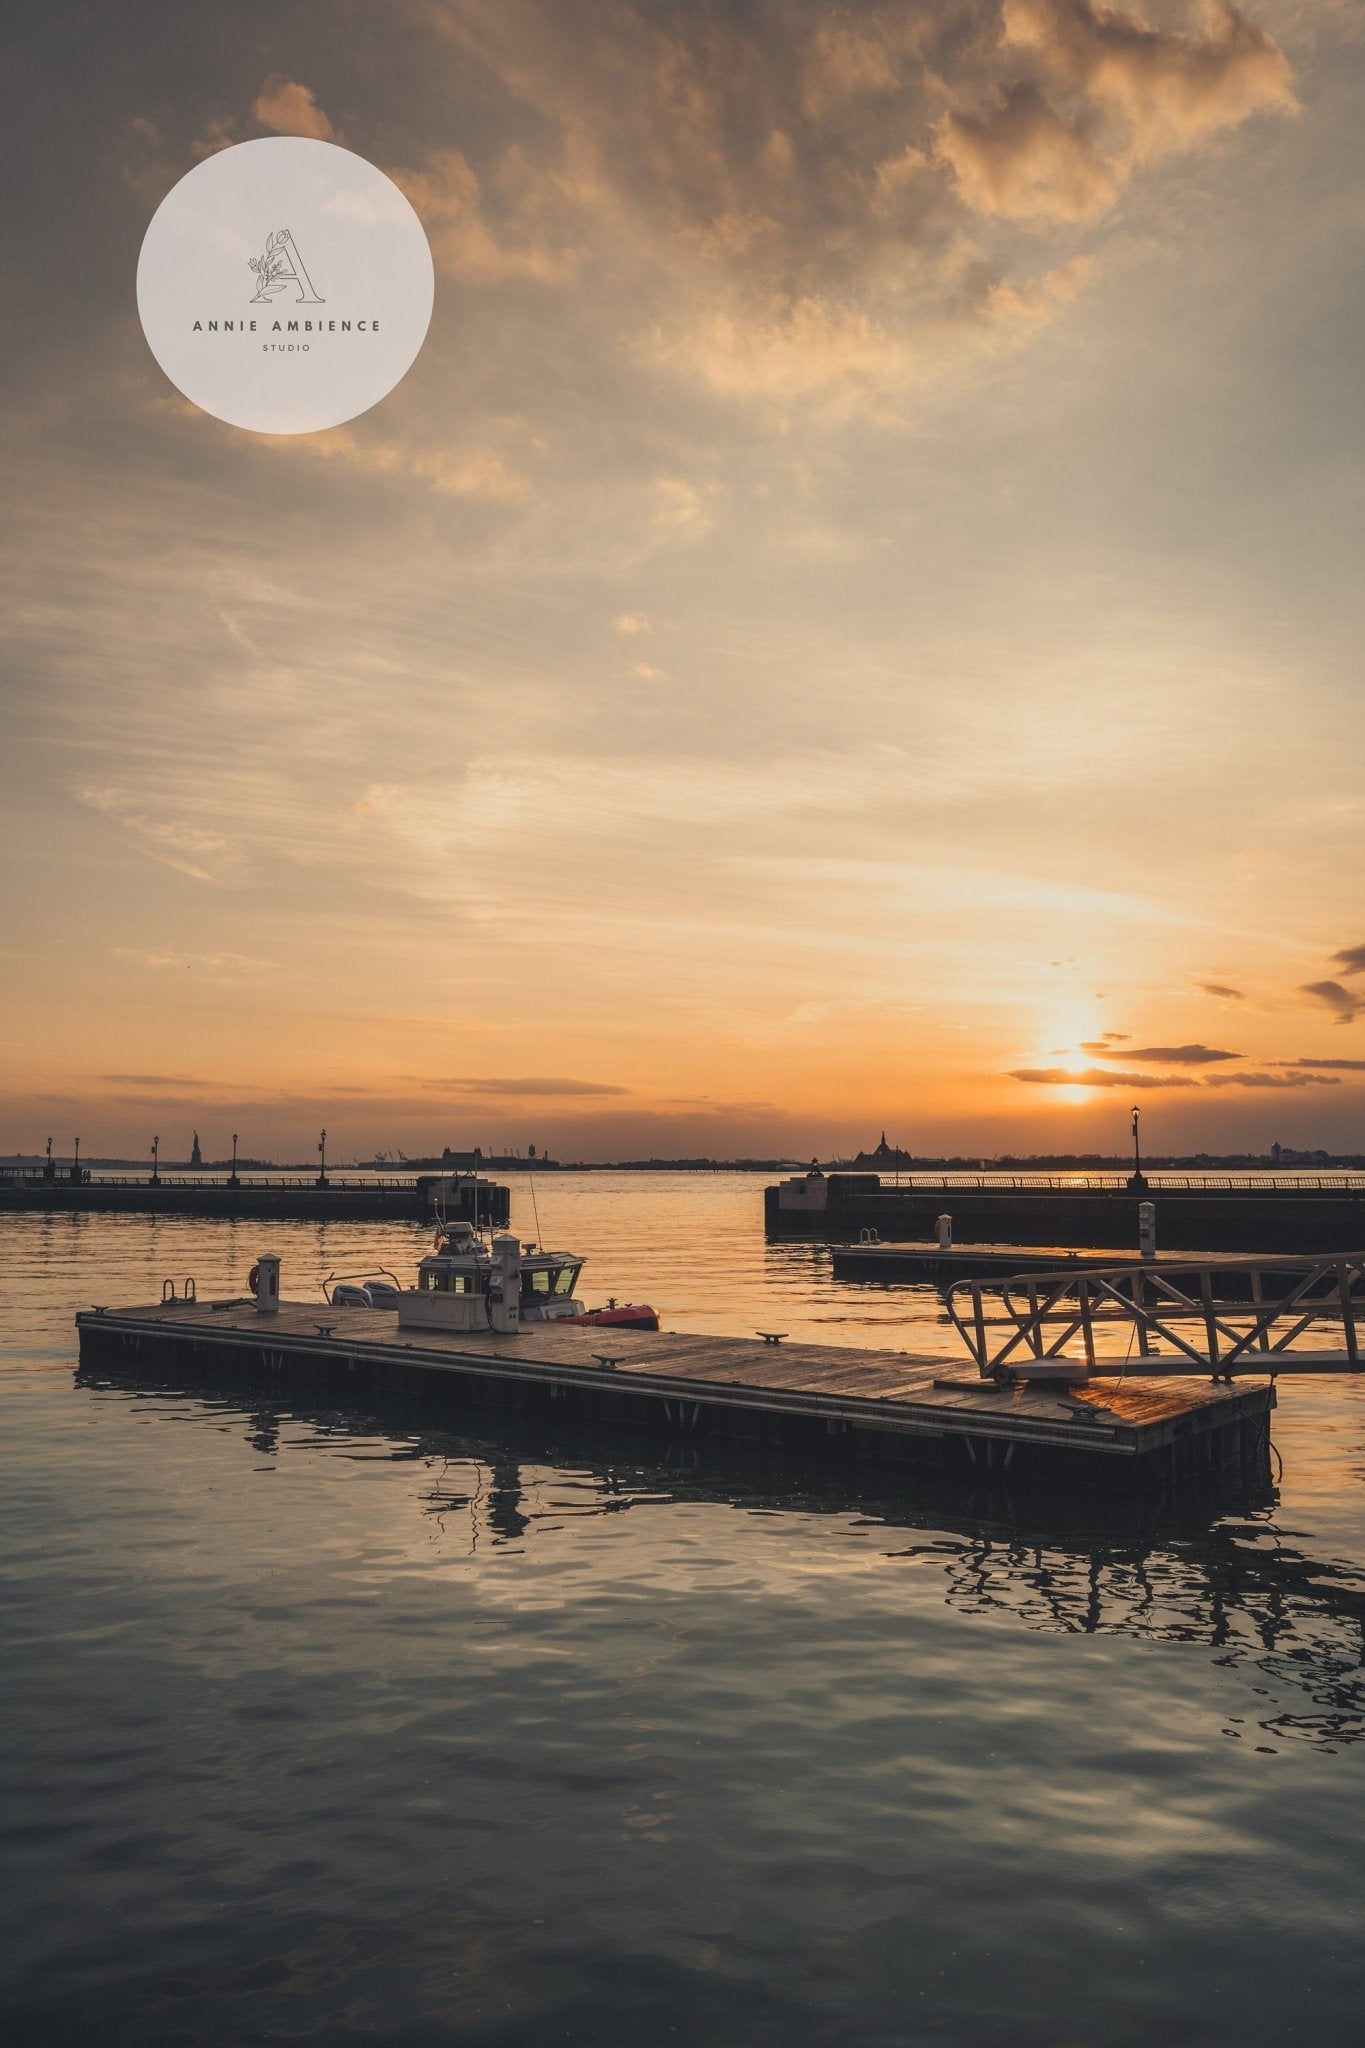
[524, 1263, 581, 1296]
[421, 1263, 475, 1294]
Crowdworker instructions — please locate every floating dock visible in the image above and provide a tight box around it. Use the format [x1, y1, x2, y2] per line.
[75, 1298, 1274, 1490]
[831, 1243, 1312, 1291]
[767, 1171, 1365, 1253]
[0, 1172, 509, 1226]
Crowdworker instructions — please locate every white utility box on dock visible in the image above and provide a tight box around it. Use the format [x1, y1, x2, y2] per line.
[252, 1253, 280, 1315]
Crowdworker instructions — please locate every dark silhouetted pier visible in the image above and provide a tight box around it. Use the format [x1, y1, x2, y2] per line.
[767, 1171, 1365, 1253]
[0, 1172, 509, 1226]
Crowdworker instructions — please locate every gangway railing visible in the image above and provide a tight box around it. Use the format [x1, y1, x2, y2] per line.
[945, 1254, 1365, 1383]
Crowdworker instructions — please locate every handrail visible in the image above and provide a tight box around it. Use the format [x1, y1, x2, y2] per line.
[945, 1254, 1365, 1382]
[853, 1173, 1365, 1193]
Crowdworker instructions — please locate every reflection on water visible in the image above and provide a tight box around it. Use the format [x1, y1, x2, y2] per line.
[5, 1182, 1365, 2047]
[71, 1359, 1365, 1751]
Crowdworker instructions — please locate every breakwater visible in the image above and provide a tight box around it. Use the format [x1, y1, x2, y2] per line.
[766, 1171, 1365, 1253]
[0, 1172, 510, 1226]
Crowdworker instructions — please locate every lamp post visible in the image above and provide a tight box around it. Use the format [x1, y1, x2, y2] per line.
[1127, 1105, 1148, 1192]
[44, 1135, 53, 1182]
[316, 1127, 328, 1189]
[72, 1136, 80, 1185]
[229, 1132, 239, 1187]
[150, 1134, 160, 1186]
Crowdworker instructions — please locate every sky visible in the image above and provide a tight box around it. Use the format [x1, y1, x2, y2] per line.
[2, 0, 1363, 1163]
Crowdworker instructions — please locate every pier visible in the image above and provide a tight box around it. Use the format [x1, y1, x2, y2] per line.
[76, 1295, 1274, 1490]
[0, 1171, 510, 1225]
[766, 1170, 1365, 1252]
[832, 1243, 1314, 1291]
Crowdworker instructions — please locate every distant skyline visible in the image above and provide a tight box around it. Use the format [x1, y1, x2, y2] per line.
[3, 1, 1363, 1162]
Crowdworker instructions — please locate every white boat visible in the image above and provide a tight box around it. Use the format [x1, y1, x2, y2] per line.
[324, 1219, 659, 1333]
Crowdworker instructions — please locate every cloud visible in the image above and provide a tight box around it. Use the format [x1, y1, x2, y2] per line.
[407, 1, 1294, 422]
[98, 1074, 208, 1089]
[1331, 943, 1365, 976]
[386, 147, 581, 285]
[1084, 1041, 1242, 1064]
[935, 83, 1118, 222]
[73, 785, 236, 883]
[252, 76, 337, 143]
[422, 1077, 630, 1097]
[1301, 979, 1362, 1024]
[112, 948, 275, 976]
[1009, 1066, 1198, 1087]
[1003, 0, 1298, 157]
[938, 0, 1296, 225]
[651, 476, 717, 531]
[1280, 1058, 1365, 1072]
[630, 661, 664, 680]
[277, 428, 531, 502]
[613, 612, 651, 635]
[1203, 1070, 1342, 1088]
[1196, 981, 1245, 1000]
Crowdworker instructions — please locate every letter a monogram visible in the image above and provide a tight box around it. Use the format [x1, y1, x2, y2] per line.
[247, 227, 324, 304]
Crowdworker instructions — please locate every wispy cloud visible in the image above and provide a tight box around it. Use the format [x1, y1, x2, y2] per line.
[1279, 1057, 1365, 1072]
[1204, 1070, 1341, 1088]
[112, 948, 275, 976]
[1010, 1066, 1198, 1088]
[420, 1076, 630, 1097]
[1301, 979, 1362, 1025]
[1080, 1048, 1252, 1064]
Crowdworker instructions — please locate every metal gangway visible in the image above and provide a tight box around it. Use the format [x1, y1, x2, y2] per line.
[945, 1254, 1365, 1384]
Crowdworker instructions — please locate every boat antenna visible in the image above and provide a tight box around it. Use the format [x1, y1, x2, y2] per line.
[527, 1161, 543, 1247]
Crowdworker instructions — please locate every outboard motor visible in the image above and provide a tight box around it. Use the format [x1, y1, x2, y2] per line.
[488, 1231, 522, 1334]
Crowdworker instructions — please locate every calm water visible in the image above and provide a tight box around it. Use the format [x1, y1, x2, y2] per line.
[3, 1174, 1363, 2045]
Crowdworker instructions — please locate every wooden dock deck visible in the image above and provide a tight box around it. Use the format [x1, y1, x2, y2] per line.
[75, 1299, 1275, 1488]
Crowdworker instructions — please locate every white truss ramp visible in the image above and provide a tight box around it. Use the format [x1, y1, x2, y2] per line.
[945, 1254, 1365, 1384]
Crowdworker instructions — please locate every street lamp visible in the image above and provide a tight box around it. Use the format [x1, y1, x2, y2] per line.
[72, 1136, 80, 1185]
[45, 1135, 53, 1182]
[317, 1127, 328, 1188]
[230, 1132, 239, 1186]
[150, 1134, 160, 1186]
[1127, 1105, 1148, 1192]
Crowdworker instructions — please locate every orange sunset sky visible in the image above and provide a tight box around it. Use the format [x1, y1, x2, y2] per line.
[3, 0, 1364, 1162]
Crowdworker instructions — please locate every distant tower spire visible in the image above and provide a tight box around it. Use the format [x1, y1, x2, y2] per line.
[190, 1129, 202, 1168]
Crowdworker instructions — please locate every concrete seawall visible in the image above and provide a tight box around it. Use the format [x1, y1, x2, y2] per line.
[0, 1174, 511, 1226]
[765, 1175, 1365, 1254]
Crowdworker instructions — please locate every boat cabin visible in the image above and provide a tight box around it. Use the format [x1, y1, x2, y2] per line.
[396, 1226, 586, 1333]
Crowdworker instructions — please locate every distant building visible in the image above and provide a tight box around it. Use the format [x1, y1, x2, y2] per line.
[850, 1131, 913, 1170]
